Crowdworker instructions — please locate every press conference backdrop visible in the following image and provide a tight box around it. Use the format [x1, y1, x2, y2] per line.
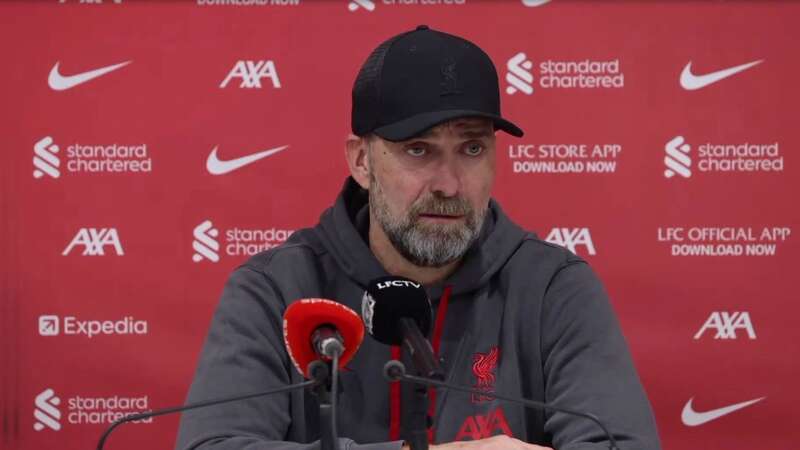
[1, 1, 797, 449]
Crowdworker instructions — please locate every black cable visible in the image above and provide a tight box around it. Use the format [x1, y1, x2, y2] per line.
[97, 380, 316, 450]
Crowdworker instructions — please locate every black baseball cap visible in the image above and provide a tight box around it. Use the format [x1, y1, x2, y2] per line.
[352, 25, 524, 141]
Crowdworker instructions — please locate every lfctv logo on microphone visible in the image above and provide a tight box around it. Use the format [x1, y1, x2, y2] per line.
[38, 315, 148, 338]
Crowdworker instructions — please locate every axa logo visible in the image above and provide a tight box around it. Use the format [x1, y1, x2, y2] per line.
[506, 52, 534, 95]
[694, 311, 756, 340]
[545, 228, 596, 256]
[193, 220, 220, 263]
[62, 228, 124, 256]
[34, 389, 61, 432]
[665, 136, 691, 178]
[220, 60, 281, 89]
[348, 0, 375, 12]
[472, 347, 500, 403]
[454, 407, 512, 441]
[34, 136, 61, 179]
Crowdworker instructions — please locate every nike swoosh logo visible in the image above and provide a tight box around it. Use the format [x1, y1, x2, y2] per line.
[522, 0, 552, 6]
[680, 60, 763, 90]
[48, 60, 132, 91]
[681, 396, 765, 426]
[206, 145, 289, 175]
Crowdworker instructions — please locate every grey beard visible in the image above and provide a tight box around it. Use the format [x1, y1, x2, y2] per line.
[369, 174, 485, 268]
[383, 218, 481, 268]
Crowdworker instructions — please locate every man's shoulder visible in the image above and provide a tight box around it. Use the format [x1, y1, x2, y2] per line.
[514, 231, 587, 267]
[237, 228, 328, 278]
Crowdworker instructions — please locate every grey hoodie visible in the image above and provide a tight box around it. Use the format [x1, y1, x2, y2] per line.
[175, 178, 661, 450]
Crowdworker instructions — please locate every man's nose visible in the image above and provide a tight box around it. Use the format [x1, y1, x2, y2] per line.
[429, 158, 461, 198]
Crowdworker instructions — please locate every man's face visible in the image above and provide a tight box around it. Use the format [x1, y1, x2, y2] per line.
[366, 118, 496, 267]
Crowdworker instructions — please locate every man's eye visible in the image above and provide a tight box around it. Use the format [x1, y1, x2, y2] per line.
[464, 143, 484, 156]
[406, 146, 427, 157]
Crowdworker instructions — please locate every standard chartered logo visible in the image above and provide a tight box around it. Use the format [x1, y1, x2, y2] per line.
[32, 135, 152, 178]
[663, 136, 782, 178]
[505, 54, 623, 94]
[193, 220, 220, 263]
[193, 220, 294, 262]
[664, 136, 691, 178]
[34, 136, 61, 179]
[34, 389, 152, 429]
[506, 53, 534, 95]
[34, 389, 61, 431]
[348, 0, 375, 11]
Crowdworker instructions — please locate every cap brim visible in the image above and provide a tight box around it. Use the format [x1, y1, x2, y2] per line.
[373, 109, 524, 141]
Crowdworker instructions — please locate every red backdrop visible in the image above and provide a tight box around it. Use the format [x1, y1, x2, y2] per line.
[2, 1, 798, 449]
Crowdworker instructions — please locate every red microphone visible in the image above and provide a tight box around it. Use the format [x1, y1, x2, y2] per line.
[283, 299, 365, 378]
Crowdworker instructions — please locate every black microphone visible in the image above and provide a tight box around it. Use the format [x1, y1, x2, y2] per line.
[362, 276, 444, 380]
[95, 363, 325, 450]
[383, 360, 621, 450]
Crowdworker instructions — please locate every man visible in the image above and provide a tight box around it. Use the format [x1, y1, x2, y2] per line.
[176, 26, 661, 450]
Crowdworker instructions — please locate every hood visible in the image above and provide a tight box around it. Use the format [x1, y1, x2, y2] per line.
[313, 177, 530, 298]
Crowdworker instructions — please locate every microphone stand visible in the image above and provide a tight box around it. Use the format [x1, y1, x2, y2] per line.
[383, 360, 620, 450]
[314, 353, 341, 450]
[96, 361, 329, 450]
[397, 317, 444, 450]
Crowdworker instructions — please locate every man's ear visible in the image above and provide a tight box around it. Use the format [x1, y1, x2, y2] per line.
[345, 134, 371, 190]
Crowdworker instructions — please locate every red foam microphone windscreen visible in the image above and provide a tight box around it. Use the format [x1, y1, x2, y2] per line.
[283, 298, 365, 378]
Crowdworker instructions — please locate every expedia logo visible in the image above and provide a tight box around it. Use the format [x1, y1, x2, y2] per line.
[37, 315, 148, 338]
[376, 280, 421, 289]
